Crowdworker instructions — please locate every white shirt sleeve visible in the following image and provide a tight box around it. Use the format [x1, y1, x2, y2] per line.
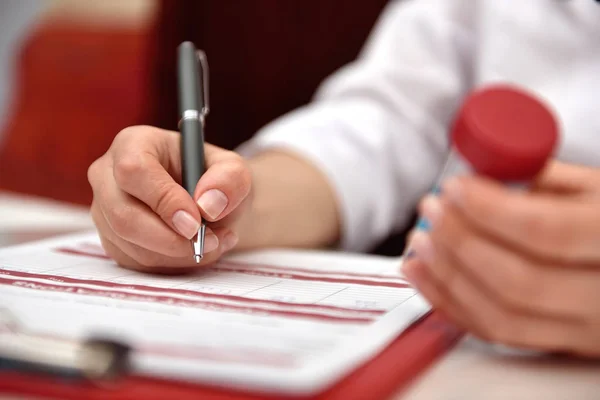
[237, 0, 476, 252]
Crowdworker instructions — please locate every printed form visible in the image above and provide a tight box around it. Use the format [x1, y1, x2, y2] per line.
[0, 232, 430, 395]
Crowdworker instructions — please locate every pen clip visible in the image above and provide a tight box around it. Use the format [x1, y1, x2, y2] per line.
[196, 50, 209, 117]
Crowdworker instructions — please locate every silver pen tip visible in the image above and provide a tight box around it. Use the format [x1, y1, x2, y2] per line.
[192, 224, 206, 263]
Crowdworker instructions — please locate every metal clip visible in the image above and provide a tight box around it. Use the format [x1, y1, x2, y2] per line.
[197, 49, 210, 117]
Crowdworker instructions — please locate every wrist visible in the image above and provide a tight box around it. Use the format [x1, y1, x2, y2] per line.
[231, 154, 270, 250]
[234, 150, 341, 251]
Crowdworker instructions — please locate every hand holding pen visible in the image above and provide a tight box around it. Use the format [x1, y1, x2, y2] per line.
[87, 42, 253, 272]
[177, 41, 210, 262]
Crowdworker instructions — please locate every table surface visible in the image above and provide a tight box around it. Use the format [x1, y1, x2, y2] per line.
[1, 191, 599, 400]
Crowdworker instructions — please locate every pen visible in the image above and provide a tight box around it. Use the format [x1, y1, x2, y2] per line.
[177, 41, 210, 263]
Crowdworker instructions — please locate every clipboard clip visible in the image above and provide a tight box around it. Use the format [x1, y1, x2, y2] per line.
[0, 307, 131, 385]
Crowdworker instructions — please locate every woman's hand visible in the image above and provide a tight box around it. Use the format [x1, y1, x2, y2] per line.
[87, 126, 252, 273]
[402, 161, 600, 357]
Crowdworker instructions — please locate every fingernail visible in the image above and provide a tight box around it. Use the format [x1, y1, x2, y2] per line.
[204, 230, 219, 253]
[404, 249, 416, 260]
[172, 210, 200, 239]
[442, 178, 462, 205]
[197, 189, 228, 220]
[421, 195, 443, 228]
[221, 232, 239, 252]
[409, 231, 435, 264]
[403, 230, 418, 258]
[415, 217, 431, 231]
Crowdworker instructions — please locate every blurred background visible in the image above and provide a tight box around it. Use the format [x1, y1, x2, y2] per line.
[0, 0, 389, 205]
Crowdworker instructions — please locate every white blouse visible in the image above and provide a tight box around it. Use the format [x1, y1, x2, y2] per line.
[239, 0, 600, 252]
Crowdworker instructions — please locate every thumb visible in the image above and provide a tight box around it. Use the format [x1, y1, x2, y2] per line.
[194, 144, 252, 222]
[533, 160, 600, 196]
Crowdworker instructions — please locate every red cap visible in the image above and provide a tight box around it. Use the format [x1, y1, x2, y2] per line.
[451, 85, 559, 181]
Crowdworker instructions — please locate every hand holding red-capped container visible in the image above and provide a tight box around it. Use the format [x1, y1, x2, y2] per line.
[412, 84, 559, 233]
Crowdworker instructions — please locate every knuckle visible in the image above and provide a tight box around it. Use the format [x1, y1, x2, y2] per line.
[113, 126, 168, 151]
[87, 157, 106, 189]
[152, 182, 180, 216]
[114, 126, 144, 143]
[113, 153, 147, 188]
[87, 159, 99, 185]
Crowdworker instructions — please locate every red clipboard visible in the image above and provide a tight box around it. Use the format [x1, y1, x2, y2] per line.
[0, 311, 462, 400]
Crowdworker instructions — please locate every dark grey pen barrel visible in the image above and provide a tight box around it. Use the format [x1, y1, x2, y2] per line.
[180, 119, 206, 197]
[177, 41, 203, 114]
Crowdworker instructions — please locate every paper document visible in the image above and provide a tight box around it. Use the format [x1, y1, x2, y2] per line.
[0, 232, 430, 395]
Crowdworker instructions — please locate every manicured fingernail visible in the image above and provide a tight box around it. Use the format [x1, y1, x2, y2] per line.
[421, 195, 442, 227]
[204, 230, 219, 253]
[197, 189, 228, 220]
[442, 178, 462, 205]
[221, 232, 239, 252]
[403, 230, 417, 259]
[415, 217, 431, 231]
[409, 231, 435, 264]
[172, 210, 200, 239]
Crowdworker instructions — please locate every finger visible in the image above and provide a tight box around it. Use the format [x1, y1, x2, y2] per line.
[96, 228, 139, 269]
[402, 257, 475, 333]
[91, 202, 228, 271]
[194, 144, 252, 222]
[533, 161, 600, 196]
[420, 196, 598, 320]
[91, 202, 156, 269]
[92, 201, 194, 270]
[110, 127, 203, 240]
[440, 176, 600, 263]
[90, 154, 213, 259]
[109, 126, 183, 176]
[408, 231, 588, 355]
[96, 165, 217, 258]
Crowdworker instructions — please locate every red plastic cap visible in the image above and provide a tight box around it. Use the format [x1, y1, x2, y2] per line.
[451, 85, 559, 181]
